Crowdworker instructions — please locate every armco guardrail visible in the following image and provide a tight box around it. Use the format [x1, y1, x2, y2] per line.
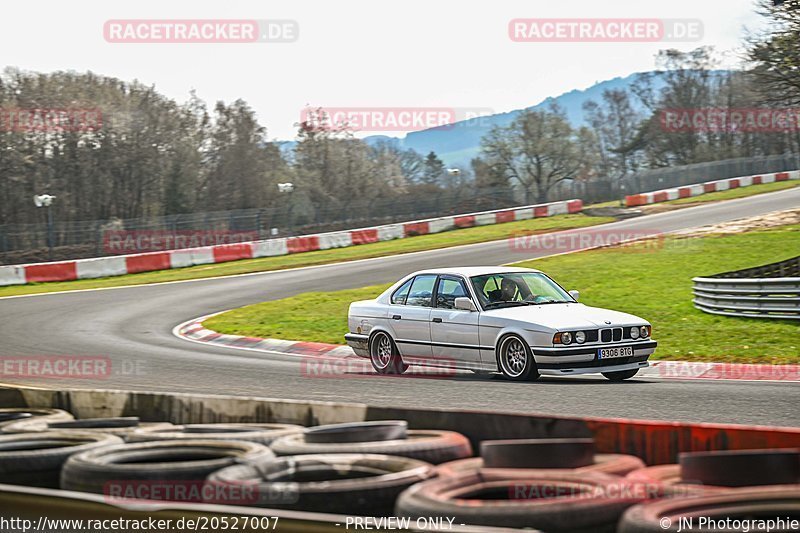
[0, 199, 582, 287]
[693, 256, 800, 320]
[625, 169, 799, 207]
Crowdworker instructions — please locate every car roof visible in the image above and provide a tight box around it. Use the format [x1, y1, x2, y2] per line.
[408, 266, 542, 277]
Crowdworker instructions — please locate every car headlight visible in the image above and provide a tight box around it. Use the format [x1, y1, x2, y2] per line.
[640, 325, 650, 338]
[630, 327, 640, 340]
[561, 331, 573, 345]
[575, 331, 586, 344]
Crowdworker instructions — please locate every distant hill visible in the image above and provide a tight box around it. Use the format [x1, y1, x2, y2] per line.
[366, 71, 666, 166]
[282, 70, 730, 166]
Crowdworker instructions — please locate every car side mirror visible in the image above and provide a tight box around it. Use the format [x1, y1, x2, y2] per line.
[569, 290, 580, 301]
[454, 297, 477, 311]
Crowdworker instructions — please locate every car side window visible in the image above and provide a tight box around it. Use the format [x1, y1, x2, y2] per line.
[391, 278, 414, 305]
[436, 278, 469, 309]
[405, 274, 437, 307]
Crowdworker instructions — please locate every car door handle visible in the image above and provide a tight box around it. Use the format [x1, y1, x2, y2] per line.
[392, 315, 402, 320]
[432, 317, 443, 323]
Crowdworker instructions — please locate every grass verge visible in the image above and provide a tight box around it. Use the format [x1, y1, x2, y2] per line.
[206, 224, 800, 364]
[0, 214, 611, 298]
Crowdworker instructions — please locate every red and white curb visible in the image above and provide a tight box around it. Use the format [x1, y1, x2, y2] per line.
[625, 169, 799, 207]
[0, 199, 583, 287]
[174, 315, 358, 360]
[174, 316, 800, 382]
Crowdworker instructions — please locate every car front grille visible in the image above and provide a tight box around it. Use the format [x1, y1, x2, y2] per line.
[599, 328, 624, 343]
[572, 327, 643, 345]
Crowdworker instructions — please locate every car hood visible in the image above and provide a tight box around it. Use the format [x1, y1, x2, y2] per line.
[481, 303, 647, 331]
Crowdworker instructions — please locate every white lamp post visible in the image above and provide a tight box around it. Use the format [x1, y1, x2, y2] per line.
[277, 183, 295, 235]
[34, 194, 57, 260]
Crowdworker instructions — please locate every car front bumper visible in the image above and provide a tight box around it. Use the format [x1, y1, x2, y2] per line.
[532, 340, 657, 375]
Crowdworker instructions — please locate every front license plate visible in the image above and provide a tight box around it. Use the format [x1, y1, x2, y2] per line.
[598, 346, 634, 359]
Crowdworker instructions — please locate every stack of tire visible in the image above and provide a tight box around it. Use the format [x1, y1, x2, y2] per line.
[0, 407, 73, 428]
[0, 408, 121, 488]
[3, 416, 174, 439]
[398, 439, 800, 532]
[619, 448, 800, 532]
[0, 412, 473, 518]
[209, 420, 472, 514]
[397, 437, 652, 533]
[3, 407, 797, 532]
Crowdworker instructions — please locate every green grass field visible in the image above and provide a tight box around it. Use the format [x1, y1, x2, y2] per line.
[206, 224, 800, 364]
[0, 214, 610, 298]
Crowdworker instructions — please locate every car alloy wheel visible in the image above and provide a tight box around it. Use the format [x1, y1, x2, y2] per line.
[498, 335, 539, 381]
[369, 332, 407, 375]
[376, 334, 392, 367]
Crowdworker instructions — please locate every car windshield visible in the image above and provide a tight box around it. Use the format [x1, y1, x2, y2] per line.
[470, 272, 574, 309]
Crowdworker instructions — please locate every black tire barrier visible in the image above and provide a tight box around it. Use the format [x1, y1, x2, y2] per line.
[0, 408, 73, 429]
[679, 448, 800, 487]
[481, 438, 596, 469]
[439, 453, 645, 478]
[0, 431, 123, 488]
[2, 416, 174, 440]
[619, 486, 800, 533]
[270, 429, 472, 465]
[127, 423, 304, 445]
[437, 438, 644, 478]
[207, 453, 436, 515]
[396, 470, 647, 533]
[625, 464, 726, 495]
[60, 439, 276, 499]
[305, 421, 407, 444]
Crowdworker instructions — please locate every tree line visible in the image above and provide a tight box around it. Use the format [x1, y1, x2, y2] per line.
[1, 0, 797, 227]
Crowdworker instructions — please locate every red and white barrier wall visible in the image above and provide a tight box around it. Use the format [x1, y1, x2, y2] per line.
[625, 170, 800, 207]
[0, 199, 583, 287]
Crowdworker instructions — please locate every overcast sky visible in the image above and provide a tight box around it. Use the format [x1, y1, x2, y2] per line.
[3, 0, 765, 140]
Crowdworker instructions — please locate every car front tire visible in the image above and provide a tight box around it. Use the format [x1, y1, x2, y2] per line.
[497, 335, 539, 382]
[369, 331, 408, 375]
[602, 369, 639, 381]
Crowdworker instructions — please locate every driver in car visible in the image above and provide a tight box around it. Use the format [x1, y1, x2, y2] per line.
[500, 277, 520, 301]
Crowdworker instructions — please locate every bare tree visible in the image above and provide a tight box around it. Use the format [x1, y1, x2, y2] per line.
[480, 106, 582, 203]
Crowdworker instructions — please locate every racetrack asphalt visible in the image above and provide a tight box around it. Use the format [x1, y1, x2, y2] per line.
[2, 187, 799, 427]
